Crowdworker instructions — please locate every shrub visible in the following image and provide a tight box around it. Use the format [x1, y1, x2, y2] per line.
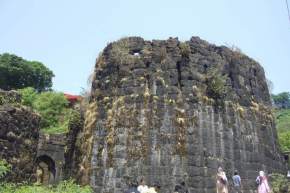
[44, 109, 79, 134]
[278, 131, 290, 152]
[18, 87, 38, 107]
[53, 180, 92, 193]
[16, 88, 80, 134]
[33, 92, 68, 129]
[269, 173, 289, 193]
[0, 180, 93, 193]
[206, 68, 227, 100]
[179, 42, 191, 57]
[0, 159, 11, 179]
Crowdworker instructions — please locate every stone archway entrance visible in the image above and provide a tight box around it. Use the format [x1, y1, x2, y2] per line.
[36, 155, 56, 185]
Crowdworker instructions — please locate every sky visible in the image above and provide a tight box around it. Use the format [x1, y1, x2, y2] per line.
[0, 0, 289, 94]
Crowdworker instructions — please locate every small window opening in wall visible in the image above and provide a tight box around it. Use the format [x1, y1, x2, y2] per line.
[133, 52, 140, 56]
[203, 64, 208, 72]
[146, 62, 150, 68]
[131, 49, 141, 56]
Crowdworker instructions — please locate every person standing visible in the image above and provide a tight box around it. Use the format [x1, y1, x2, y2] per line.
[179, 181, 189, 193]
[216, 167, 228, 193]
[173, 185, 181, 193]
[232, 170, 242, 193]
[256, 171, 271, 193]
[125, 180, 140, 193]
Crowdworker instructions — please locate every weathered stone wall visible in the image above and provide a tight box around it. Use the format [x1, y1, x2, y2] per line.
[0, 89, 21, 105]
[63, 110, 84, 180]
[79, 37, 286, 193]
[0, 93, 40, 182]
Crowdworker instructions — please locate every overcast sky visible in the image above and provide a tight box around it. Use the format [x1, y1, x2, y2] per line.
[0, 0, 289, 94]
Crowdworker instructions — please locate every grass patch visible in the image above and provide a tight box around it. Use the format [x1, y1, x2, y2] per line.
[0, 180, 92, 193]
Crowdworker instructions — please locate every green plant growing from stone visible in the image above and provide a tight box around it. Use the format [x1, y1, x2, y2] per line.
[17, 88, 75, 134]
[179, 42, 191, 57]
[110, 38, 136, 66]
[0, 159, 11, 179]
[206, 68, 227, 101]
[33, 92, 69, 130]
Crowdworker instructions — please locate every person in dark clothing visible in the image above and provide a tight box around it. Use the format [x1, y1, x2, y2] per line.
[179, 182, 189, 193]
[174, 185, 182, 193]
[125, 180, 140, 193]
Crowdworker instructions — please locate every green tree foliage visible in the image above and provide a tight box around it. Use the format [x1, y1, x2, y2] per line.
[275, 108, 290, 152]
[269, 173, 290, 193]
[0, 180, 92, 193]
[18, 87, 38, 107]
[278, 131, 290, 152]
[272, 92, 290, 109]
[275, 109, 290, 133]
[0, 53, 54, 92]
[33, 92, 68, 129]
[18, 88, 78, 134]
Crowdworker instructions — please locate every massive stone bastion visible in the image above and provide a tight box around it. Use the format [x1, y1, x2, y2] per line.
[77, 37, 286, 193]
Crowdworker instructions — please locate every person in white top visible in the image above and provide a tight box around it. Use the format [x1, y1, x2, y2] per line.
[137, 178, 149, 193]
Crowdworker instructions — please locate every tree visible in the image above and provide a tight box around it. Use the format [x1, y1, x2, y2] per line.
[272, 92, 290, 109]
[278, 131, 290, 152]
[33, 92, 68, 128]
[0, 53, 54, 92]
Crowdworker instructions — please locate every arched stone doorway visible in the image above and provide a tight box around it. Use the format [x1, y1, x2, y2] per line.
[36, 155, 56, 185]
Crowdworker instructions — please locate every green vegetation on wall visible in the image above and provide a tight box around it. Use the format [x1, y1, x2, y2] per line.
[0, 53, 54, 92]
[206, 68, 227, 100]
[18, 87, 76, 134]
[0, 159, 11, 179]
[33, 91, 68, 128]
